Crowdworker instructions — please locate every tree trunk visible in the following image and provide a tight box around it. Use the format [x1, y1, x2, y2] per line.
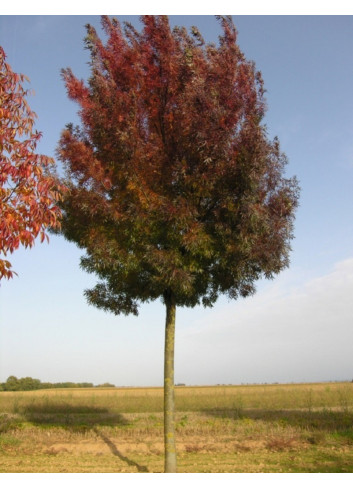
[163, 289, 177, 473]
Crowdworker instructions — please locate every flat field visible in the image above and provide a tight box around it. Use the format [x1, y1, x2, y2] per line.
[1, 382, 353, 473]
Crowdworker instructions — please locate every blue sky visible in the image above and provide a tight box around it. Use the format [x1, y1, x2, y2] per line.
[1, 12, 353, 386]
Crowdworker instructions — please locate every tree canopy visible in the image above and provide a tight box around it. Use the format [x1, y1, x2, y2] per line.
[0, 375, 109, 391]
[57, 15, 299, 314]
[0, 47, 63, 279]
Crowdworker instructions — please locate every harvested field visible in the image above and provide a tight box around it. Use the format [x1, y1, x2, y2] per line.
[1, 382, 353, 472]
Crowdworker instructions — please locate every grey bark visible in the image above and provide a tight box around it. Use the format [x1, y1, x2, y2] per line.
[163, 289, 177, 473]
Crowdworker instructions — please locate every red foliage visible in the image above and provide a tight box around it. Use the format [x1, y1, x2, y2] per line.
[0, 47, 64, 279]
[57, 16, 299, 312]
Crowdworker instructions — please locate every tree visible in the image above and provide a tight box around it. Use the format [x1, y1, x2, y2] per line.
[4, 375, 20, 391]
[18, 376, 41, 391]
[56, 16, 299, 472]
[0, 47, 63, 280]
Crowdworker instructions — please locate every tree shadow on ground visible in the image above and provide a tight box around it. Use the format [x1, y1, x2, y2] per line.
[17, 404, 149, 473]
[93, 427, 149, 472]
[202, 407, 353, 439]
[19, 403, 128, 431]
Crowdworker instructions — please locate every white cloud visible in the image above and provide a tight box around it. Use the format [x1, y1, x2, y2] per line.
[176, 257, 353, 385]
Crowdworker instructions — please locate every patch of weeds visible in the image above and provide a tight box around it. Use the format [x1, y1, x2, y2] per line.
[305, 389, 314, 413]
[337, 386, 353, 413]
[112, 419, 136, 431]
[241, 417, 254, 425]
[232, 397, 244, 419]
[185, 444, 204, 453]
[265, 436, 298, 452]
[331, 429, 353, 445]
[36, 423, 63, 431]
[304, 451, 353, 473]
[0, 414, 23, 433]
[71, 424, 91, 434]
[307, 432, 326, 445]
[0, 434, 21, 451]
[277, 417, 289, 428]
[178, 415, 189, 428]
[232, 441, 251, 453]
[12, 398, 21, 414]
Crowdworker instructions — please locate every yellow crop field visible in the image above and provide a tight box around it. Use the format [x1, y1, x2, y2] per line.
[1, 382, 353, 472]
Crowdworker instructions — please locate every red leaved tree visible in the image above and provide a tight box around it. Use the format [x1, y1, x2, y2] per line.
[57, 16, 299, 472]
[0, 47, 63, 279]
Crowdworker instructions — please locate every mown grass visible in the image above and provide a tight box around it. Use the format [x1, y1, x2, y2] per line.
[1, 382, 353, 472]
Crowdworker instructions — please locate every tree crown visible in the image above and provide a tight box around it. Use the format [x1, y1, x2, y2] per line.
[57, 15, 299, 314]
[0, 47, 64, 279]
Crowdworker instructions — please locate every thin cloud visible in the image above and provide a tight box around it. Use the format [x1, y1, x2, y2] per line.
[176, 257, 353, 384]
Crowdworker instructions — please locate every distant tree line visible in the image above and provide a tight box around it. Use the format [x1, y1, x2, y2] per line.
[0, 376, 115, 391]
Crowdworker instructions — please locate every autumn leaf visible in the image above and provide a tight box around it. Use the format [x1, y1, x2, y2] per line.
[0, 47, 65, 279]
